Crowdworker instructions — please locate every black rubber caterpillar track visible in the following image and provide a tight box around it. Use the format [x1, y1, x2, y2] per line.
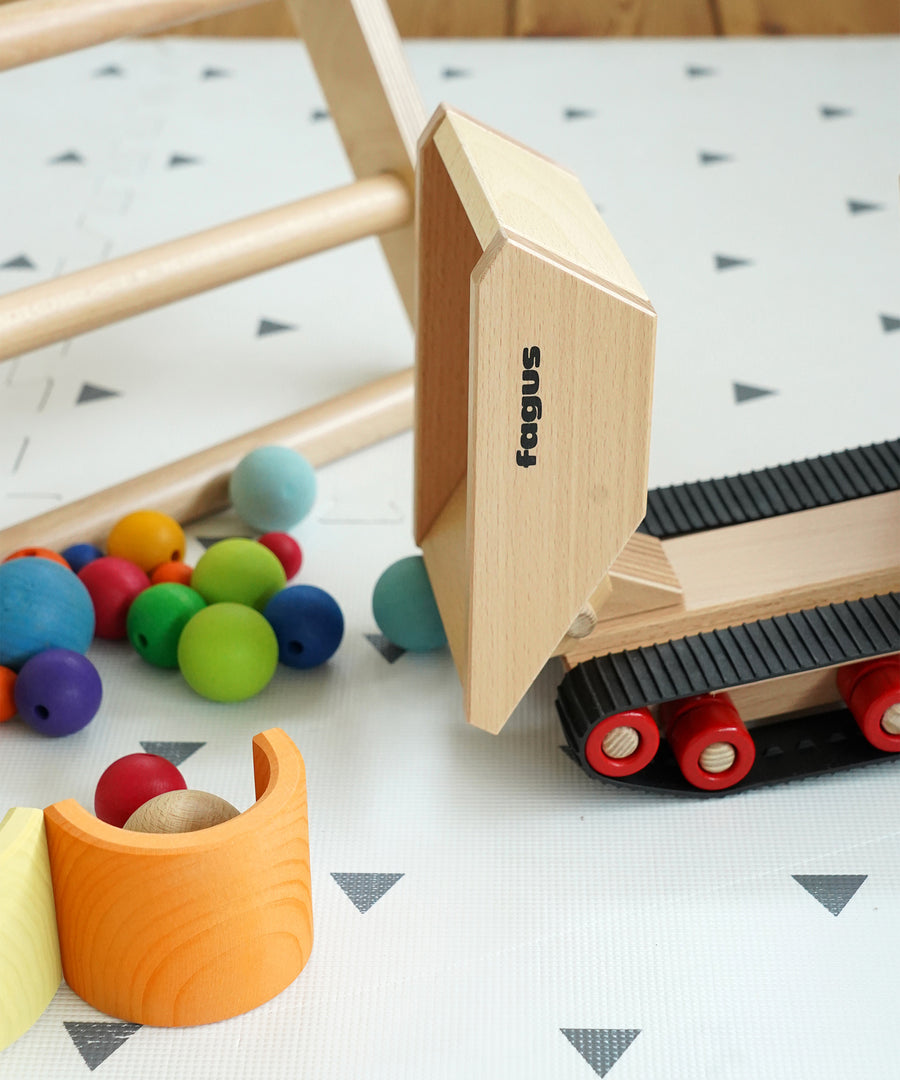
[639, 439, 900, 540]
[556, 593, 900, 796]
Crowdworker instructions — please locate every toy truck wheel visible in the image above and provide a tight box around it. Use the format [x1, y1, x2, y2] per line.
[583, 708, 660, 777]
[836, 656, 900, 752]
[661, 694, 756, 792]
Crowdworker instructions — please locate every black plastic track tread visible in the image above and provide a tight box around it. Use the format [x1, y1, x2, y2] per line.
[639, 439, 900, 539]
[556, 593, 900, 796]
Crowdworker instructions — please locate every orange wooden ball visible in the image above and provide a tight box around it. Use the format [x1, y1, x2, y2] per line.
[2, 547, 70, 569]
[107, 511, 186, 573]
[0, 666, 16, 722]
[151, 561, 193, 586]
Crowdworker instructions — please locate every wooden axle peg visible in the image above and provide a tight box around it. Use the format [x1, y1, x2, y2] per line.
[601, 725, 640, 759]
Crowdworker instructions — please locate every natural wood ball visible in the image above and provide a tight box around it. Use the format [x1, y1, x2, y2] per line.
[124, 789, 240, 834]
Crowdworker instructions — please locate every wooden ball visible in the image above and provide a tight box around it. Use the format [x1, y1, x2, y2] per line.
[124, 789, 240, 833]
[698, 741, 736, 774]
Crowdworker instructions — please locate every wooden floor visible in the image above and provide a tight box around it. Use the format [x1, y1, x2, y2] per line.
[1, 0, 897, 39]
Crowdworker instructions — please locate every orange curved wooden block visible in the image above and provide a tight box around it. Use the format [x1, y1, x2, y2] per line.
[43, 728, 312, 1027]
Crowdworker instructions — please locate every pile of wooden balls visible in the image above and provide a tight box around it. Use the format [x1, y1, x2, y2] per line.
[0, 446, 345, 737]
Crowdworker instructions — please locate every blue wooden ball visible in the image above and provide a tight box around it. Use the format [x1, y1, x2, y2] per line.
[60, 542, 103, 573]
[229, 446, 316, 532]
[14, 648, 102, 737]
[0, 558, 95, 670]
[264, 585, 344, 669]
[371, 555, 447, 652]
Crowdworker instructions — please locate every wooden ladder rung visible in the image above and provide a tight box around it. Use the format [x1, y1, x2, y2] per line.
[0, 0, 267, 71]
[0, 175, 412, 364]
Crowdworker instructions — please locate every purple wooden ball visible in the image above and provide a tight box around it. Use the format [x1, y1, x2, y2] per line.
[14, 648, 103, 737]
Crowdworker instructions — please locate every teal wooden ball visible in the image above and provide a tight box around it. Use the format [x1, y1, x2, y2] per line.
[372, 555, 447, 652]
[229, 446, 316, 532]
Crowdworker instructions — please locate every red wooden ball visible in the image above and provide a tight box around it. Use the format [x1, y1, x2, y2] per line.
[94, 752, 188, 828]
[78, 556, 151, 639]
[257, 532, 302, 579]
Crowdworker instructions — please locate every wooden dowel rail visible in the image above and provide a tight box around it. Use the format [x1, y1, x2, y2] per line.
[0, 367, 415, 554]
[0, 174, 413, 364]
[0, 0, 266, 71]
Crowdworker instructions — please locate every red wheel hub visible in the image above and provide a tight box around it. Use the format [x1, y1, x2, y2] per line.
[584, 708, 660, 777]
[661, 693, 756, 792]
[836, 656, 900, 753]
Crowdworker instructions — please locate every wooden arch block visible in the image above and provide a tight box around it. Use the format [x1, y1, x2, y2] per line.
[415, 106, 657, 734]
[0, 807, 62, 1051]
[44, 729, 312, 1027]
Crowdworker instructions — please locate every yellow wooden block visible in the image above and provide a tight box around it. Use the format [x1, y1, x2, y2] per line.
[0, 807, 62, 1051]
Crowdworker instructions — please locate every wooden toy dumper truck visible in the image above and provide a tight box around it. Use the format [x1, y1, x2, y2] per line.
[415, 108, 900, 796]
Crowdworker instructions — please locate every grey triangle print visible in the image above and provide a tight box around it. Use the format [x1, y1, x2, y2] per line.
[820, 105, 853, 118]
[560, 1029, 641, 1077]
[64, 1021, 141, 1071]
[168, 153, 201, 167]
[365, 633, 406, 663]
[50, 151, 85, 164]
[564, 107, 595, 121]
[793, 874, 867, 915]
[733, 382, 775, 403]
[310, 108, 330, 122]
[441, 67, 470, 79]
[847, 199, 884, 214]
[77, 383, 120, 404]
[140, 741, 205, 767]
[715, 254, 752, 271]
[699, 151, 732, 165]
[686, 65, 715, 77]
[2, 254, 36, 269]
[202, 67, 230, 78]
[879, 314, 900, 333]
[332, 872, 404, 913]
[257, 317, 296, 337]
[93, 64, 123, 77]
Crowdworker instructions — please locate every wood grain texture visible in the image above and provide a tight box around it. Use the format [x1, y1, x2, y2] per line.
[141, 0, 509, 37]
[716, 0, 899, 34]
[0, 808, 62, 1051]
[0, 367, 413, 554]
[390, 0, 509, 36]
[285, 0, 426, 323]
[416, 107, 656, 734]
[0, 176, 411, 364]
[513, 0, 716, 37]
[124, 790, 240, 833]
[44, 729, 312, 1027]
[562, 492, 900, 664]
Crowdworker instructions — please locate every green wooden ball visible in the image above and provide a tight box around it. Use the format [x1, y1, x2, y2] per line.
[191, 538, 286, 611]
[177, 603, 279, 702]
[126, 583, 207, 668]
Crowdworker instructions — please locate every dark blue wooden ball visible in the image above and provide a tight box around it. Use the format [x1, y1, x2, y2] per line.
[263, 585, 344, 669]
